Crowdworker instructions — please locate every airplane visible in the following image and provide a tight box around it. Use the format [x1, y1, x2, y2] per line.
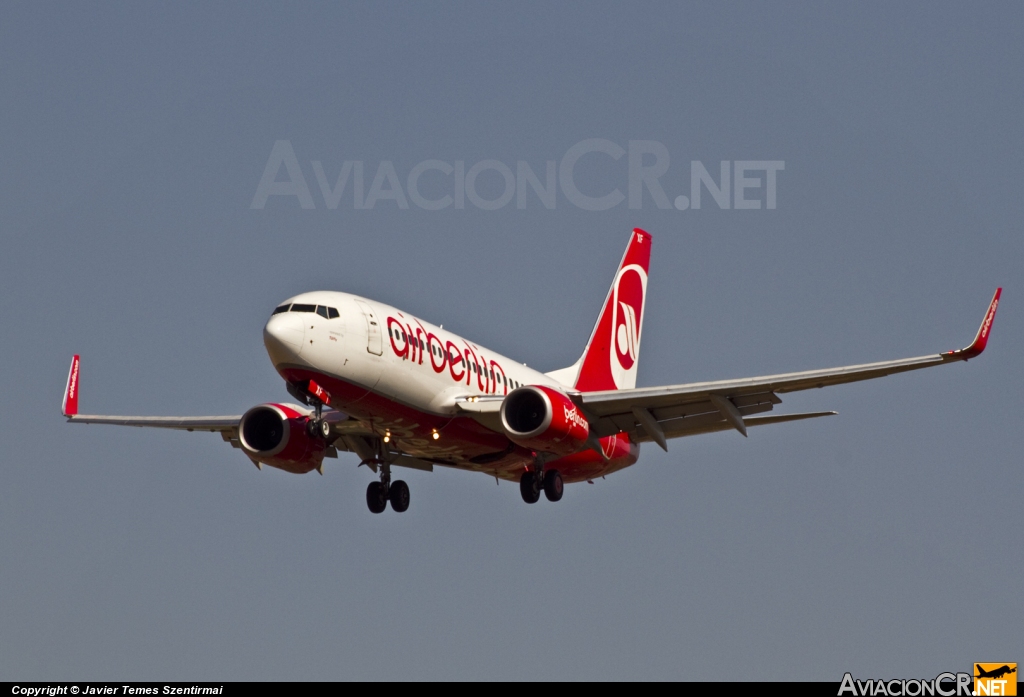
[975, 665, 1016, 680]
[61, 229, 1001, 514]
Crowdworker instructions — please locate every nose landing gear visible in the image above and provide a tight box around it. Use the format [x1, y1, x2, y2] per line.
[296, 379, 333, 441]
[306, 412, 331, 440]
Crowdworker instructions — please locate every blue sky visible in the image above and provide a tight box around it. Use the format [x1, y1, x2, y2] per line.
[1, 2, 1021, 680]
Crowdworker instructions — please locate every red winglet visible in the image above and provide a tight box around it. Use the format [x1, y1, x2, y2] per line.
[952, 288, 1001, 359]
[62, 355, 80, 416]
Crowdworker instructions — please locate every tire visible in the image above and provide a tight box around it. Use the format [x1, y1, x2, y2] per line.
[306, 419, 319, 438]
[366, 481, 387, 514]
[389, 480, 410, 513]
[543, 469, 564, 502]
[519, 471, 540, 504]
[319, 419, 331, 439]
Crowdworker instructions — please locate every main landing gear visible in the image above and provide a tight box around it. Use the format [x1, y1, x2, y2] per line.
[520, 468, 563, 504]
[363, 452, 410, 514]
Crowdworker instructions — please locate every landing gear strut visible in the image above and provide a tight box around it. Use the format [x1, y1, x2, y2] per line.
[363, 442, 410, 514]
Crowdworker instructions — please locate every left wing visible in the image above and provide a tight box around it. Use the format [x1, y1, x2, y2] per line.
[577, 288, 1000, 448]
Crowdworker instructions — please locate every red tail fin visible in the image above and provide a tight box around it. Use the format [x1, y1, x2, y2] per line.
[574, 229, 652, 392]
[62, 355, 80, 416]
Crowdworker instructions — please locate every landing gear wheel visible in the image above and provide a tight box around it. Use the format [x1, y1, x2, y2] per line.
[519, 471, 540, 504]
[389, 480, 410, 512]
[318, 418, 331, 439]
[306, 419, 319, 439]
[543, 470, 563, 502]
[366, 481, 388, 514]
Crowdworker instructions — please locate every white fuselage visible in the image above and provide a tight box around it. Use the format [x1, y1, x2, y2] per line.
[264, 291, 566, 416]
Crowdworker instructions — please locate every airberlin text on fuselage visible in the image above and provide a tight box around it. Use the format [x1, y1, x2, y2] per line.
[386, 316, 509, 394]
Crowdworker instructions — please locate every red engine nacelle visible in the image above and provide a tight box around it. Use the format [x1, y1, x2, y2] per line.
[500, 385, 590, 456]
[238, 403, 325, 474]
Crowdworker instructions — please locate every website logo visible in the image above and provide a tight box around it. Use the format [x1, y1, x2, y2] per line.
[975, 663, 1017, 696]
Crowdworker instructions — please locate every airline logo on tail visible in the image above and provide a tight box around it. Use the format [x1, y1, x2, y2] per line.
[610, 264, 647, 386]
[574, 229, 651, 392]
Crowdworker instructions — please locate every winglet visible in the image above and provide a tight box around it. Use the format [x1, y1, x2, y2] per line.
[949, 288, 1001, 360]
[62, 355, 80, 417]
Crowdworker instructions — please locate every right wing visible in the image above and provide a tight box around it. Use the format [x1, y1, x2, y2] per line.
[62, 356, 242, 431]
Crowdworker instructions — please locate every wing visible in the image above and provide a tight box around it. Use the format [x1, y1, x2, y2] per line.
[62, 356, 242, 430]
[60, 355, 394, 463]
[61, 354, 254, 454]
[578, 289, 1001, 449]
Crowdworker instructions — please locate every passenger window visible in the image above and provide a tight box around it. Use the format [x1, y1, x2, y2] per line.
[272, 304, 290, 315]
[291, 304, 316, 313]
[328, 307, 339, 319]
[316, 306, 329, 319]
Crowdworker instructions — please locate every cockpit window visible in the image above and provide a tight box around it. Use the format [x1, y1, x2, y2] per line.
[272, 304, 291, 315]
[283, 303, 338, 318]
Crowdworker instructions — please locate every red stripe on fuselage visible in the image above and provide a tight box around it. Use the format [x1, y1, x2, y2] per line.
[277, 366, 639, 483]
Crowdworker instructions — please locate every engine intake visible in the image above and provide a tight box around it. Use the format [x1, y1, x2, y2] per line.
[241, 407, 287, 452]
[238, 403, 325, 474]
[500, 385, 590, 456]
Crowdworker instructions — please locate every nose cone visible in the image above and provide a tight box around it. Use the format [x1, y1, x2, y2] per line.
[263, 312, 305, 366]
